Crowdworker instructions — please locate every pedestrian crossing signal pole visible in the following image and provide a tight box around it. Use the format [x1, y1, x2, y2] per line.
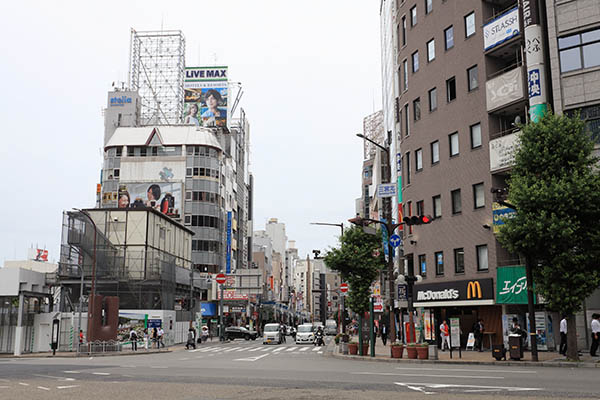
[216, 273, 227, 342]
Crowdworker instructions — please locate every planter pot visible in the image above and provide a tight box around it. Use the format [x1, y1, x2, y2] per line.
[348, 343, 358, 355]
[362, 344, 369, 355]
[391, 345, 404, 358]
[406, 346, 417, 359]
[417, 346, 429, 359]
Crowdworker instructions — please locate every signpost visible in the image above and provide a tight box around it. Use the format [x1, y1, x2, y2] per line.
[389, 234, 402, 248]
[340, 283, 348, 334]
[216, 273, 226, 341]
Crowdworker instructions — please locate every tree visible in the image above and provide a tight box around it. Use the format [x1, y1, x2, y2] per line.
[498, 112, 600, 361]
[324, 226, 384, 347]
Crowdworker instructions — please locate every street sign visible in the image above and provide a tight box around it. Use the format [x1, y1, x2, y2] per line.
[377, 183, 397, 198]
[390, 234, 402, 248]
[215, 273, 226, 285]
[340, 283, 349, 293]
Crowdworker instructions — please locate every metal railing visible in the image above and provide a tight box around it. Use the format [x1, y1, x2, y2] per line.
[77, 340, 122, 356]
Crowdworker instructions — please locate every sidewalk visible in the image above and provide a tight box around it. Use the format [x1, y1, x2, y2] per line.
[326, 339, 600, 368]
[0, 347, 172, 358]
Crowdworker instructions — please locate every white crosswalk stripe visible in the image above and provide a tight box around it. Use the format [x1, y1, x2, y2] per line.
[299, 347, 309, 352]
[261, 347, 271, 351]
[224, 347, 242, 352]
[272, 347, 284, 352]
[285, 347, 298, 352]
[248, 347, 262, 352]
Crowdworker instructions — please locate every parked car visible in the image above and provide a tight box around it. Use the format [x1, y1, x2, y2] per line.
[224, 326, 258, 341]
[295, 323, 315, 344]
[263, 323, 282, 344]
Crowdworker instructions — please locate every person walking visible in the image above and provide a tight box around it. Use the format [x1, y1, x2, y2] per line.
[143, 328, 149, 350]
[440, 320, 450, 351]
[473, 319, 484, 352]
[559, 316, 568, 355]
[380, 324, 388, 346]
[590, 313, 600, 357]
[157, 327, 165, 349]
[152, 327, 158, 349]
[129, 328, 138, 351]
[279, 324, 286, 343]
[186, 327, 196, 350]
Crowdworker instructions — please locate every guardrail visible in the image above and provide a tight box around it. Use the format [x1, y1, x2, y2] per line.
[77, 340, 122, 356]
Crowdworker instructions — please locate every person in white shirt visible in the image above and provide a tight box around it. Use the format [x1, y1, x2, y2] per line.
[439, 320, 450, 351]
[559, 317, 567, 355]
[590, 313, 600, 357]
[157, 327, 165, 349]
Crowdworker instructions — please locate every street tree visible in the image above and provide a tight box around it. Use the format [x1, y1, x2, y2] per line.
[324, 225, 384, 348]
[498, 112, 600, 361]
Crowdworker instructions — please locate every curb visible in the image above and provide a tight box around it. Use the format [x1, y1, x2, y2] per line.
[324, 346, 600, 369]
[0, 349, 173, 359]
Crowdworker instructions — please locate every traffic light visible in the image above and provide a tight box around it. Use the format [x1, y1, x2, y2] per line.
[403, 215, 433, 226]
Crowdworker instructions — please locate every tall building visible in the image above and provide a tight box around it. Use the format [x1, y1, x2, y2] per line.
[379, 0, 600, 348]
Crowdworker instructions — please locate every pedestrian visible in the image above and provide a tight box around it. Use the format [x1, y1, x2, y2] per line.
[373, 323, 379, 345]
[152, 327, 158, 349]
[473, 318, 484, 352]
[157, 327, 165, 349]
[590, 313, 600, 357]
[380, 324, 388, 346]
[559, 316, 568, 355]
[440, 320, 450, 351]
[280, 324, 286, 343]
[78, 329, 84, 345]
[186, 327, 196, 350]
[129, 328, 138, 351]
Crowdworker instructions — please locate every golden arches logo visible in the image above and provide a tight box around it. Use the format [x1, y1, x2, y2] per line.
[467, 281, 482, 299]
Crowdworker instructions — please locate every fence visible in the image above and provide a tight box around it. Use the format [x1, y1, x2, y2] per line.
[76, 340, 123, 356]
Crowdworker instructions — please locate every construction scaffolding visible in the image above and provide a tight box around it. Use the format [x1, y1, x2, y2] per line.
[129, 29, 185, 126]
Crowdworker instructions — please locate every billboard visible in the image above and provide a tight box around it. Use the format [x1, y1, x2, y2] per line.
[489, 131, 519, 172]
[117, 182, 182, 218]
[184, 67, 228, 127]
[483, 7, 520, 51]
[486, 67, 524, 111]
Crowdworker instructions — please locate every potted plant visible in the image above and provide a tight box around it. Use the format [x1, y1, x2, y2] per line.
[391, 342, 404, 358]
[334, 333, 342, 345]
[406, 343, 418, 359]
[417, 343, 429, 359]
[348, 341, 358, 355]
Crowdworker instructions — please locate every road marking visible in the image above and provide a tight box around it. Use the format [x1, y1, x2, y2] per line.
[248, 347, 262, 352]
[354, 372, 503, 379]
[179, 357, 190, 360]
[92, 372, 111, 376]
[272, 347, 284, 352]
[235, 347, 249, 352]
[260, 347, 271, 352]
[0, 386, 9, 389]
[394, 382, 541, 393]
[63, 371, 81, 374]
[19, 383, 29, 386]
[285, 347, 298, 352]
[234, 353, 269, 362]
[224, 347, 242, 352]
[299, 347, 309, 352]
[395, 383, 435, 395]
[151, 366, 168, 369]
[57, 385, 79, 389]
[32, 374, 75, 381]
[312, 347, 320, 351]
[394, 367, 537, 374]
[119, 365, 136, 368]
[37, 386, 50, 391]
[318, 351, 323, 354]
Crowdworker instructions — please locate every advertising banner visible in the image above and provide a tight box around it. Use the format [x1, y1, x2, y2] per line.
[184, 66, 228, 127]
[483, 7, 520, 51]
[200, 302, 217, 317]
[119, 161, 185, 183]
[450, 317, 461, 347]
[226, 211, 232, 274]
[117, 182, 182, 218]
[413, 278, 494, 304]
[486, 67, 524, 111]
[489, 131, 519, 172]
[492, 202, 517, 233]
[496, 266, 535, 304]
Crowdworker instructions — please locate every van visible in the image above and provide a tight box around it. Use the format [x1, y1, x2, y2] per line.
[325, 319, 337, 335]
[263, 323, 282, 344]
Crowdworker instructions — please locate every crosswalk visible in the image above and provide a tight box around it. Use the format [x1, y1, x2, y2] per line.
[188, 344, 324, 356]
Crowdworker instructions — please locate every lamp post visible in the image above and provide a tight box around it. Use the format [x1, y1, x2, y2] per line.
[74, 209, 97, 342]
[355, 132, 400, 351]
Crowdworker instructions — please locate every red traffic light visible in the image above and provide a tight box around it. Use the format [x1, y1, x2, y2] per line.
[420, 215, 432, 224]
[403, 215, 433, 226]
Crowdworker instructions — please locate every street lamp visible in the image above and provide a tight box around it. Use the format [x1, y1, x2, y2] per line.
[310, 222, 344, 237]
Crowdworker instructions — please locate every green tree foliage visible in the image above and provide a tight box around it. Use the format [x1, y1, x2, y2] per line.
[324, 226, 385, 314]
[498, 112, 600, 316]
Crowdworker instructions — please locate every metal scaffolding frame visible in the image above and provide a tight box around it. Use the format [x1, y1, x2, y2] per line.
[129, 29, 185, 126]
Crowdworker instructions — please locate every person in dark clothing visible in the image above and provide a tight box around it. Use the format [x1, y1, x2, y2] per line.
[380, 324, 388, 346]
[186, 328, 196, 350]
[473, 319, 484, 352]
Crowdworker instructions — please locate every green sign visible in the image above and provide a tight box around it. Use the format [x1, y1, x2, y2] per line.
[496, 266, 535, 304]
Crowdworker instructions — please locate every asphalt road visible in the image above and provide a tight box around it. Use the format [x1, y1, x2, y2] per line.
[1, 337, 599, 399]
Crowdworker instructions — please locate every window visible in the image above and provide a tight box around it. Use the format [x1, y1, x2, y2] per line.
[451, 189, 462, 214]
[467, 65, 478, 91]
[449, 132, 459, 156]
[446, 76, 456, 102]
[435, 251, 444, 275]
[566, 105, 600, 143]
[185, 191, 192, 201]
[416, 200, 424, 215]
[404, 104, 410, 135]
[116, 147, 122, 157]
[127, 147, 134, 157]
[403, 60, 408, 90]
[431, 140, 439, 164]
[477, 245, 488, 271]
[402, 16, 407, 46]
[445, 26, 454, 50]
[184, 215, 191, 225]
[432, 195, 442, 218]
[465, 12, 475, 37]
[473, 182, 485, 209]
[428, 87, 437, 111]
[427, 39, 435, 62]
[418, 254, 427, 277]
[454, 248, 465, 274]
[151, 146, 158, 156]
[425, 0, 432, 14]
[413, 98, 421, 121]
[416, 148, 423, 171]
[140, 147, 147, 157]
[558, 28, 600, 72]
[470, 123, 482, 148]
[412, 51, 419, 72]
[405, 151, 411, 184]
[411, 6, 417, 26]
[113, 169, 120, 178]
[186, 168, 192, 177]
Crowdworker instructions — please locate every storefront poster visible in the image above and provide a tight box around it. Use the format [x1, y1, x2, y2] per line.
[450, 317, 460, 348]
[423, 310, 432, 341]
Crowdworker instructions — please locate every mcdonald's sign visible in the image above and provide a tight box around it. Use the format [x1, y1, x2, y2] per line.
[467, 281, 483, 299]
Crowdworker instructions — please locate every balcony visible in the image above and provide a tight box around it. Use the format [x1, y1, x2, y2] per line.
[486, 65, 526, 113]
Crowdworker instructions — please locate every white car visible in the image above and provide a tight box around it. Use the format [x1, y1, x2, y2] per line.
[263, 323, 282, 344]
[295, 324, 315, 344]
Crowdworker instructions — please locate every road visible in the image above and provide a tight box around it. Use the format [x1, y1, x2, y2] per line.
[1, 337, 598, 399]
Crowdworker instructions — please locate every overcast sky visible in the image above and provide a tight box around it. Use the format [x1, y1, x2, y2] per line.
[0, 0, 382, 264]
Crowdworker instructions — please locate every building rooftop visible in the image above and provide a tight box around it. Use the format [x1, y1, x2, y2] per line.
[105, 125, 222, 150]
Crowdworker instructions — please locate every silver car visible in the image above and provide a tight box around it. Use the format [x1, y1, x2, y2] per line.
[295, 324, 315, 344]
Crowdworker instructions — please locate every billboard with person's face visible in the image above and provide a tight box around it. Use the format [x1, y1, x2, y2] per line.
[117, 182, 182, 219]
[184, 67, 228, 127]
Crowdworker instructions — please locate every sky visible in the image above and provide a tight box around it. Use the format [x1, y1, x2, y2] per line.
[0, 0, 382, 264]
